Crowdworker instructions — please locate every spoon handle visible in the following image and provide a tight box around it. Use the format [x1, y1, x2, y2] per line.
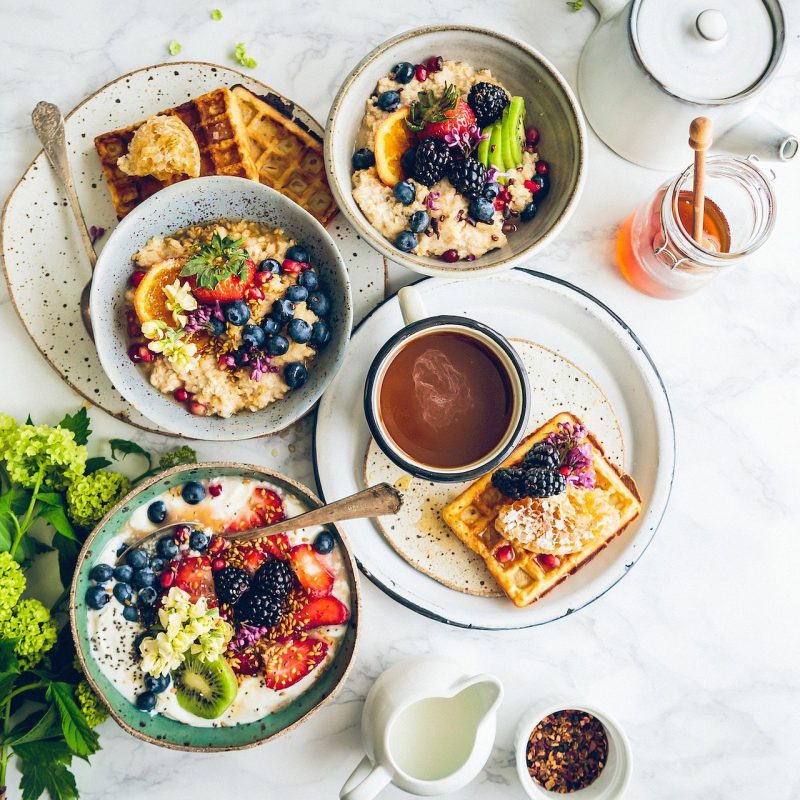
[32, 101, 97, 269]
[228, 483, 403, 544]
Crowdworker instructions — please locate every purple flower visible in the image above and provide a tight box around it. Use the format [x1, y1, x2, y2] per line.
[546, 422, 596, 489]
[219, 353, 236, 369]
[185, 302, 224, 334]
[486, 167, 499, 183]
[229, 623, 268, 651]
[249, 352, 271, 382]
[89, 225, 106, 245]
[443, 125, 489, 157]
[425, 191, 441, 211]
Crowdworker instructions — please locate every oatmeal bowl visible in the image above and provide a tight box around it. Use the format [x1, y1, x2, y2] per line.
[325, 25, 586, 277]
[70, 463, 360, 751]
[90, 176, 352, 440]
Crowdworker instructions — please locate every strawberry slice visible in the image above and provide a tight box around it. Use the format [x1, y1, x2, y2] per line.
[419, 99, 476, 142]
[296, 596, 349, 631]
[263, 636, 329, 690]
[239, 544, 267, 576]
[228, 648, 262, 677]
[174, 555, 216, 603]
[259, 533, 290, 560]
[289, 544, 334, 598]
[225, 487, 285, 533]
[189, 260, 257, 304]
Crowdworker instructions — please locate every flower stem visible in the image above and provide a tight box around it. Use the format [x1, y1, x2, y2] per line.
[10, 468, 43, 557]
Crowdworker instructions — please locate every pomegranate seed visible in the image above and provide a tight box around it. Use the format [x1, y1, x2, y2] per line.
[174, 525, 191, 543]
[211, 557, 226, 572]
[127, 321, 142, 338]
[525, 127, 540, 147]
[440, 249, 459, 263]
[426, 55, 443, 73]
[127, 344, 142, 363]
[245, 259, 255, 269]
[245, 286, 264, 301]
[535, 160, 549, 176]
[415, 64, 428, 82]
[524, 179, 542, 195]
[173, 387, 190, 403]
[159, 571, 174, 588]
[128, 344, 154, 363]
[537, 553, 561, 571]
[559, 466, 571, 476]
[207, 535, 228, 555]
[254, 271, 272, 286]
[129, 270, 146, 287]
[208, 483, 223, 497]
[495, 544, 515, 564]
[494, 198, 506, 211]
[189, 400, 208, 416]
[281, 259, 306, 275]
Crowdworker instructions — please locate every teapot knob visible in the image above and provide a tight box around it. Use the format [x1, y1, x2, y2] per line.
[696, 9, 728, 42]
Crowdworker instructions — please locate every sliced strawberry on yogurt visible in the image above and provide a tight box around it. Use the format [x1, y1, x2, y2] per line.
[289, 544, 334, 598]
[296, 596, 349, 631]
[263, 635, 329, 690]
[174, 555, 216, 603]
[225, 487, 285, 533]
[259, 533, 291, 560]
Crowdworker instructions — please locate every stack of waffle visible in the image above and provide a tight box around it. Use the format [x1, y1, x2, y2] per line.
[442, 413, 642, 608]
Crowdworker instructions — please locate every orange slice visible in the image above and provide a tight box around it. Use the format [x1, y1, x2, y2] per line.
[374, 108, 416, 186]
[133, 258, 186, 325]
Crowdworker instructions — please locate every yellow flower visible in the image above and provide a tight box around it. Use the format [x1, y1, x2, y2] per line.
[141, 319, 167, 341]
[163, 279, 197, 327]
[147, 328, 199, 372]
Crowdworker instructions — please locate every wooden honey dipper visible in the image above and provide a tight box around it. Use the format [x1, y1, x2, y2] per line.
[689, 117, 713, 246]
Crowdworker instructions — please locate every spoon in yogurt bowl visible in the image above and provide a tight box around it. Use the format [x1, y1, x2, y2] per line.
[114, 483, 402, 564]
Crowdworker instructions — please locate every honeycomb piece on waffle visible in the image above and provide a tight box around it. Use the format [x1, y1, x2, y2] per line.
[117, 115, 201, 181]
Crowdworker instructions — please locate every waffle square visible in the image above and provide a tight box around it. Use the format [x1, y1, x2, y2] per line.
[442, 413, 642, 608]
[94, 87, 259, 218]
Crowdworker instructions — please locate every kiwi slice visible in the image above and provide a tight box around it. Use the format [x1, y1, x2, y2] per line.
[504, 96, 526, 167]
[173, 653, 238, 720]
[477, 125, 492, 167]
[487, 122, 505, 181]
[500, 106, 514, 170]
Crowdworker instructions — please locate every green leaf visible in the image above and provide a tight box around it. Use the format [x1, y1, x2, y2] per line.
[47, 682, 100, 759]
[0, 637, 20, 699]
[37, 499, 78, 542]
[51, 536, 81, 594]
[84, 456, 112, 475]
[16, 741, 78, 800]
[57, 408, 91, 446]
[109, 439, 152, 468]
[8, 705, 61, 747]
[25, 414, 34, 425]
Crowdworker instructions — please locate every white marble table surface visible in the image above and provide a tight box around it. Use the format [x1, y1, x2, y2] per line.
[2, 1, 799, 798]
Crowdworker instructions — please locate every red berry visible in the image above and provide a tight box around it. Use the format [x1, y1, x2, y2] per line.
[254, 271, 271, 286]
[207, 535, 228, 556]
[559, 466, 571, 476]
[208, 483, 223, 497]
[525, 127, 540, 147]
[128, 344, 154, 363]
[415, 64, 428, 82]
[494, 198, 506, 211]
[245, 286, 264, 301]
[281, 259, 306, 275]
[524, 179, 542, 195]
[425, 55, 443, 73]
[129, 270, 146, 288]
[189, 400, 208, 416]
[495, 544, 515, 564]
[174, 525, 191, 543]
[537, 553, 561, 571]
[245, 259, 255, 269]
[127, 320, 142, 338]
[173, 387, 190, 403]
[440, 249, 459, 263]
[159, 570, 174, 588]
[535, 160, 549, 176]
[211, 557, 226, 572]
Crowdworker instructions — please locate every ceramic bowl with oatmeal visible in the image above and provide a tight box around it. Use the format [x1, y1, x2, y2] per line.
[91, 177, 352, 440]
[325, 26, 586, 278]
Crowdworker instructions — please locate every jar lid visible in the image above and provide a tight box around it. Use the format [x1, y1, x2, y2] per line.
[632, 0, 780, 103]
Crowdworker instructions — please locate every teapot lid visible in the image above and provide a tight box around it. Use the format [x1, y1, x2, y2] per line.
[631, 0, 785, 104]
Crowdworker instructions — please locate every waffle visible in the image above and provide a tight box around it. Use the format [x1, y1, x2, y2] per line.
[442, 413, 642, 608]
[94, 87, 259, 218]
[231, 86, 338, 225]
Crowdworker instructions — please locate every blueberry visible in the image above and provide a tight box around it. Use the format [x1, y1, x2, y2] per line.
[133, 569, 156, 589]
[307, 291, 330, 316]
[258, 258, 281, 274]
[298, 269, 319, 291]
[189, 530, 209, 551]
[113, 564, 133, 583]
[395, 231, 417, 252]
[287, 318, 312, 344]
[182, 481, 206, 505]
[261, 317, 280, 337]
[310, 320, 331, 350]
[284, 362, 308, 389]
[113, 582, 133, 604]
[234, 345, 254, 368]
[208, 315, 227, 336]
[149, 557, 164, 573]
[285, 244, 309, 263]
[270, 298, 295, 324]
[530, 174, 549, 199]
[89, 563, 113, 583]
[156, 535, 179, 559]
[126, 548, 149, 569]
[122, 604, 139, 622]
[313, 531, 335, 554]
[144, 673, 171, 694]
[138, 586, 158, 607]
[469, 196, 495, 223]
[147, 501, 167, 524]
[391, 61, 415, 84]
[224, 300, 250, 326]
[265, 334, 290, 356]
[85, 586, 109, 610]
[352, 148, 375, 171]
[408, 210, 430, 234]
[521, 202, 538, 222]
[285, 284, 308, 303]
[136, 691, 157, 712]
[483, 181, 501, 200]
[242, 324, 266, 349]
[400, 148, 417, 177]
[376, 90, 401, 112]
[393, 181, 416, 206]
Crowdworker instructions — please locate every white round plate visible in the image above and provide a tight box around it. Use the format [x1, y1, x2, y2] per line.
[1, 61, 385, 436]
[313, 269, 675, 629]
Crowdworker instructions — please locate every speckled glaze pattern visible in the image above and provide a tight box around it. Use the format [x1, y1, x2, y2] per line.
[0, 62, 386, 436]
[69, 462, 360, 752]
[91, 176, 352, 440]
[325, 25, 587, 278]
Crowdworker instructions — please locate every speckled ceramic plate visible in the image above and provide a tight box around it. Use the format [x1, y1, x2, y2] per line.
[364, 338, 624, 597]
[70, 463, 360, 752]
[1, 61, 386, 435]
[313, 270, 675, 629]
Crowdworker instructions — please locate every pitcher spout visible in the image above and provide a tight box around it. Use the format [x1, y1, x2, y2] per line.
[452, 673, 504, 720]
[716, 113, 798, 162]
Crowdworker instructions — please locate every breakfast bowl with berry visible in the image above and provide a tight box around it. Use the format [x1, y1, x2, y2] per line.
[70, 462, 359, 751]
[90, 176, 352, 440]
[325, 25, 586, 277]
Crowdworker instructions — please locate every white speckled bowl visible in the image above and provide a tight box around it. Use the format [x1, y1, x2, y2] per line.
[325, 25, 587, 278]
[90, 176, 352, 440]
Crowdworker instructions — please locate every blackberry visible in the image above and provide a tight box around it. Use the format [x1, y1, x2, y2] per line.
[522, 442, 561, 470]
[214, 566, 250, 606]
[448, 157, 487, 197]
[413, 139, 452, 187]
[252, 559, 295, 600]
[491, 468, 530, 500]
[235, 590, 284, 628]
[491, 466, 566, 500]
[467, 82, 510, 128]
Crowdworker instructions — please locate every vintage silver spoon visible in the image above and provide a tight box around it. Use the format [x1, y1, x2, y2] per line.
[32, 100, 97, 339]
[114, 483, 402, 564]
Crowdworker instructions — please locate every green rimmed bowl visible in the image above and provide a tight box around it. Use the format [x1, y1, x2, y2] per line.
[69, 462, 360, 752]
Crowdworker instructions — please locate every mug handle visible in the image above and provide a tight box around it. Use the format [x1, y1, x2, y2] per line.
[397, 285, 427, 326]
[340, 756, 392, 800]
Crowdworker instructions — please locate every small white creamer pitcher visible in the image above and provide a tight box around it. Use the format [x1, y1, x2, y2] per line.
[340, 655, 503, 799]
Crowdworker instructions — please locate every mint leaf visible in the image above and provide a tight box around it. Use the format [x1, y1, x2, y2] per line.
[84, 456, 112, 475]
[8, 705, 61, 747]
[109, 439, 152, 468]
[16, 741, 78, 800]
[57, 408, 91, 446]
[47, 682, 100, 759]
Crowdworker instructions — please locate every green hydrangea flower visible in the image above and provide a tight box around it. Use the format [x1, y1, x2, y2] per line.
[66, 470, 130, 528]
[75, 679, 109, 728]
[0, 598, 57, 669]
[158, 444, 197, 470]
[0, 412, 18, 457]
[0, 551, 25, 622]
[3, 423, 87, 490]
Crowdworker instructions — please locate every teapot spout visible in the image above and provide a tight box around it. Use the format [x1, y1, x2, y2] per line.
[716, 114, 798, 162]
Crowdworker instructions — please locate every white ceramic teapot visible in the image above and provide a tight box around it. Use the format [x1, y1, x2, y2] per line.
[340, 656, 503, 799]
[578, 0, 797, 170]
